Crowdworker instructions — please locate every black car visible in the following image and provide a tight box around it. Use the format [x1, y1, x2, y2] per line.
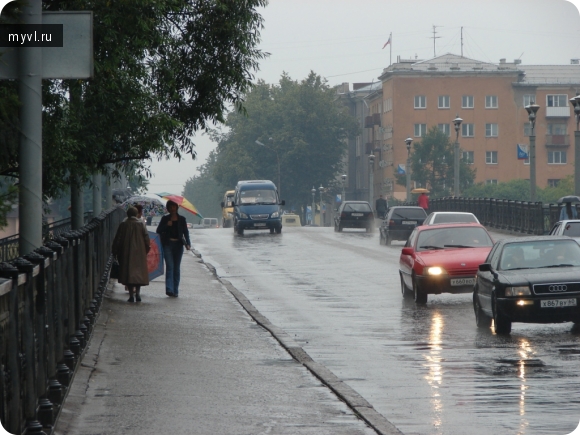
[334, 201, 374, 232]
[473, 236, 580, 334]
[379, 206, 427, 245]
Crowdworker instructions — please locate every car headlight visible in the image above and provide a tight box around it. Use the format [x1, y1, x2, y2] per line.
[227, 212, 233, 218]
[426, 266, 447, 276]
[505, 286, 531, 296]
[240, 212, 249, 219]
[271, 211, 279, 218]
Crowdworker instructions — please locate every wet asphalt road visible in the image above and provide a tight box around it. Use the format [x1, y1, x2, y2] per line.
[192, 225, 580, 435]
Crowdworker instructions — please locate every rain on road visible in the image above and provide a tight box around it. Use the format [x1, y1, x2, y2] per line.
[191, 225, 580, 435]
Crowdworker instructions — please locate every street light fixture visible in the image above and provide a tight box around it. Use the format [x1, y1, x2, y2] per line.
[405, 137, 413, 202]
[311, 187, 316, 226]
[341, 174, 347, 203]
[525, 102, 540, 201]
[319, 185, 324, 227]
[453, 115, 463, 197]
[255, 138, 281, 197]
[569, 94, 580, 195]
[368, 154, 375, 208]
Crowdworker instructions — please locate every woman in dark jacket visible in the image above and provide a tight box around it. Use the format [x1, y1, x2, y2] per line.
[156, 200, 191, 297]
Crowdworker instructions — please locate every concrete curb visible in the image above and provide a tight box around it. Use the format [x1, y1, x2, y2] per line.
[206, 263, 404, 435]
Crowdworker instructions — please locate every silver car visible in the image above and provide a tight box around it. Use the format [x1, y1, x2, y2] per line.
[422, 211, 479, 226]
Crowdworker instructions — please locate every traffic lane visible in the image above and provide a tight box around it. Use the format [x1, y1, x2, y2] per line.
[191, 227, 580, 435]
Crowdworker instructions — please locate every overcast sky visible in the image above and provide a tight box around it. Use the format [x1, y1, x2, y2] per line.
[147, 0, 580, 195]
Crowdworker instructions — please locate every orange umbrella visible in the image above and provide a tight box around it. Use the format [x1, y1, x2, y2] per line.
[159, 194, 203, 218]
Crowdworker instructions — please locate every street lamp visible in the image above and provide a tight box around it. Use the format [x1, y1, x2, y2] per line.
[569, 94, 580, 195]
[368, 154, 375, 209]
[525, 102, 540, 201]
[453, 115, 463, 197]
[405, 137, 413, 202]
[311, 187, 316, 226]
[255, 138, 281, 197]
[341, 174, 347, 202]
[319, 185, 324, 226]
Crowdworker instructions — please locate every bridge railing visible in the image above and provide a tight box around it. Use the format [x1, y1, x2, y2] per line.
[0, 206, 124, 435]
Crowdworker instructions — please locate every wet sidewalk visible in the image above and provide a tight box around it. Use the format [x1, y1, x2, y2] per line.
[54, 249, 397, 435]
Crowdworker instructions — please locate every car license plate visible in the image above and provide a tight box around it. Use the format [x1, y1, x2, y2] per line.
[254, 223, 266, 227]
[450, 277, 475, 286]
[541, 298, 577, 308]
[402, 221, 417, 225]
[351, 213, 363, 216]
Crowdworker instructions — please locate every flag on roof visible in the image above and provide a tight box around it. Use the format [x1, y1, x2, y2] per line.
[382, 35, 391, 49]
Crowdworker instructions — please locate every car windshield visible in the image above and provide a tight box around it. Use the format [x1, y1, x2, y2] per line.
[416, 227, 493, 251]
[239, 189, 277, 204]
[562, 222, 580, 237]
[344, 203, 371, 212]
[391, 208, 426, 219]
[432, 214, 477, 224]
[499, 240, 580, 270]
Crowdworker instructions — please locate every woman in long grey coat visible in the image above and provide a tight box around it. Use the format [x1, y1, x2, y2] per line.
[112, 207, 151, 302]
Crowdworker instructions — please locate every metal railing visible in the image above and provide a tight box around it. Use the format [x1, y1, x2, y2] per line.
[0, 206, 124, 434]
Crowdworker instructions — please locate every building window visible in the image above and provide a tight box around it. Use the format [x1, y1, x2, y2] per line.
[462, 151, 474, 164]
[438, 95, 450, 109]
[438, 123, 450, 136]
[548, 179, 561, 188]
[462, 95, 474, 108]
[486, 151, 498, 164]
[524, 122, 532, 136]
[548, 151, 567, 164]
[461, 123, 474, 137]
[414, 123, 427, 137]
[485, 123, 498, 137]
[485, 95, 498, 108]
[486, 179, 498, 185]
[547, 123, 567, 135]
[414, 95, 426, 109]
[523, 94, 536, 106]
[547, 94, 568, 107]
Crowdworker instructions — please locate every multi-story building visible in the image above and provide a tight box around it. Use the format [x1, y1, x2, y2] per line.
[337, 53, 580, 202]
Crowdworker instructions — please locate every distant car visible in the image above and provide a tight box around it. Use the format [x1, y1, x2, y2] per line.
[282, 213, 301, 227]
[380, 206, 427, 245]
[548, 219, 580, 242]
[399, 223, 494, 304]
[334, 201, 374, 232]
[186, 223, 193, 229]
[202, 218, 219, 228]
[473, 236, 580, 334]
[422, 211, 479, 226]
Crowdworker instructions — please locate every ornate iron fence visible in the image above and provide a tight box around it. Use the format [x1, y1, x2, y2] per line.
[0, 206, 124, 434]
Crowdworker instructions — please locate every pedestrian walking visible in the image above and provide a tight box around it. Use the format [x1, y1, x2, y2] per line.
[375, 195, 388, 219]
[418, 192, 429, 211]
[156, 200, 191, 297]
[560, 202, 578, 220]
[112, 206, 151, 303]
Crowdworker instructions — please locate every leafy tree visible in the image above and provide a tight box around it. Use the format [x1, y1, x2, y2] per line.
[211, 72, 359, 211]
[396, 126, 475, 198]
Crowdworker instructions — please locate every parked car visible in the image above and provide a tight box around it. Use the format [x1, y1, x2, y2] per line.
[473, 236, 580, 334]
[548, 219, 580, 242]
[282, 213, 301, 226]
[380, 206, 427, 245]
[334, 201, 374, 232]
[422, 211, 479, 225]
[399, 223, 494, 304]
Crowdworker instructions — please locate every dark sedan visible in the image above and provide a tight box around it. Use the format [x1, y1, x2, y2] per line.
[334, 201, 374, 232]
[473, 236, 580, 334]
[379, 206, 427, 245]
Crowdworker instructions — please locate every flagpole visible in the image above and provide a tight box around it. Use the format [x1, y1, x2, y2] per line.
[389, 32, 392, 66]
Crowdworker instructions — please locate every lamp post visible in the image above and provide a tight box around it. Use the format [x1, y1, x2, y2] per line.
[525, 102, 540, 201]
[453, 115, 463, 197]
[368, 154, 375, 208]
[405, 137, 413, 202]
[569, 94, 580, 195]
[341, 174, 347, 202]
[319, 185, 324, 226]
[255, 138, 281, 197]
[311, 187, 316, 226]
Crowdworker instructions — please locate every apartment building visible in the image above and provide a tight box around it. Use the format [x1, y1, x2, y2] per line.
[338, 53, 580, 202]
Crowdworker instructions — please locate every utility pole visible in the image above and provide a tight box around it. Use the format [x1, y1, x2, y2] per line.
[431, 25, 442, 57]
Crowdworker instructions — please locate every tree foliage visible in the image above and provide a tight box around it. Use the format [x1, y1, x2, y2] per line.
[396, 126, 475, 198]
[211, 72, 359, 210]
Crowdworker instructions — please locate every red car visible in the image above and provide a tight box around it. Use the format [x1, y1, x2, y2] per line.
[399, 223, 494, 304]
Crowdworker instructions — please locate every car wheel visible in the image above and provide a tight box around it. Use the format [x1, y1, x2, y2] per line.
[492, 293, 511, 334]
[237, 226, 244, 236]
[413, 274, 427, 304]
[400, 273, 412, 299]
[275, 226, 282, 234]
[270, 227, 275, 234]
[338, 224, 343, 232]
[473, 289, 492, 329]
[366, 224, 374, 233]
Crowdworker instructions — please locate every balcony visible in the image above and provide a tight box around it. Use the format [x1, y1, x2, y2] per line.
[364, 116, 373, 128]
[545, 134, 570, 147]
[546, 106, 570, 118]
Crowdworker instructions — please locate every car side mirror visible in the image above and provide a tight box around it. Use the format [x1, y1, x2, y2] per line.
[478, 263, 491, 272]
[401, 247, 414, 256]
[280, 200, 285, 206]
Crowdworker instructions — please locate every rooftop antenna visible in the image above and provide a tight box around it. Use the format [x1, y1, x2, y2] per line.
[460, 27, 463, 57]
[431, 25, 442, 57]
